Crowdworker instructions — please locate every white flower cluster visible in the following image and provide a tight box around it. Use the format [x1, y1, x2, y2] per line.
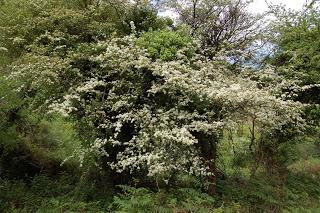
[48, 94, 80, 117]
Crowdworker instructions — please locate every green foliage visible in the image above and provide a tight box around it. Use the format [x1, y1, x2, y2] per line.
[110, 186, 217, 212]
[283, 173, 320, 211]
[122, 4, 173, 34]
[0, 81, 81, 179]
[280, 135, 319, 165]
[0, 118, 80, 180]
[288, 158, 320, 176]
[0, 175, 107, 212]
[0, 75, 24, 163]
[218, 128, 252, 178]
[25, 116, 82, 163]
[0, 1, 320, 212]
[273, 8, 320, 85]
[136, 29, 196, 61]
[0, 0, 115, 62]
[269, 4, 320, 108]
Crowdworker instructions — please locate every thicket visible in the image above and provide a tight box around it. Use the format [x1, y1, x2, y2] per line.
[0, 0, 319, 212]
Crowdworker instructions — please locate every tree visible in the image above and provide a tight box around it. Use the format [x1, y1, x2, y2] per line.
[0, 0, 308, 198]
[0, 0, 170, 65]
[158, 0, 265, 60]
[8, 30, 305, 194]
[270, 2, 320, 86]
[266, 2, 320, 125]
[122, 2, 173, 34]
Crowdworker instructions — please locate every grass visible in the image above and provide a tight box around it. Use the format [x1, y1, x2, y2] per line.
[288, 158, 320, 176]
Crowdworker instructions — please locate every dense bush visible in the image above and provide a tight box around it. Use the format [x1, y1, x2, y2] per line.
[0, 0, 319, 212]
[136, 29, 196, 61]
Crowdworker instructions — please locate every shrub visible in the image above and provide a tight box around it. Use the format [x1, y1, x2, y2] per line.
[136, 29, 196, 61]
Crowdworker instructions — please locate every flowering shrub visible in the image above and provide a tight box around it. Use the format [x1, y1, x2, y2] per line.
[8, 32, 306, 187]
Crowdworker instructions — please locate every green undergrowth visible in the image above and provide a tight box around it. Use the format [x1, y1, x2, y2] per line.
[1, 170, 320, 212]
[0, 175, 108, 212]
[1, 117, 319, 212]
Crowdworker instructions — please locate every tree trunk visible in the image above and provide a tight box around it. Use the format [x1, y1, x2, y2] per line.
[192, 131, 218, 195]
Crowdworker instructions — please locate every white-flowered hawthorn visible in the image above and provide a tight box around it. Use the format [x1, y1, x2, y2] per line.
[9, 34, 306, 180]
